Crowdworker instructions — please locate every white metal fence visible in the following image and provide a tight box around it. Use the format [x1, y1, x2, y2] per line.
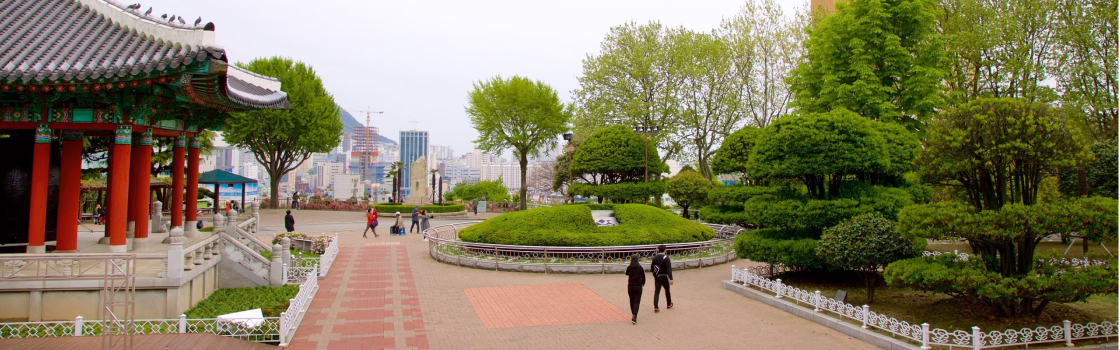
[921, 250, 1112, 267]
[729, 265, 1118, 349]
[284, 233, 338, 284]
[0, 261, 321, 346]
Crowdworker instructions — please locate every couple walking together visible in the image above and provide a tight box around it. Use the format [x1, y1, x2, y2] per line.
[624, 244, 674, 324]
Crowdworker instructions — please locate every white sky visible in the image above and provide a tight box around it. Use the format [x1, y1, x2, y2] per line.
[143, 0, 805, 155]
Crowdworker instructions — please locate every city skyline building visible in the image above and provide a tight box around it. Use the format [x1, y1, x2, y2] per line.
[399, 129, 429, 193]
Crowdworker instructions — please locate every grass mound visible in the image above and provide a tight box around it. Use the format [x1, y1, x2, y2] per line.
[458, 204, 715, 246]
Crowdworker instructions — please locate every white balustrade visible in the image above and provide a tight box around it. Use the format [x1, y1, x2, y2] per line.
[729, 265, 1118, 349]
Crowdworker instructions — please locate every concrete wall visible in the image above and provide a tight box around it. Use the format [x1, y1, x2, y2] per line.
[3, 264, 220, 321]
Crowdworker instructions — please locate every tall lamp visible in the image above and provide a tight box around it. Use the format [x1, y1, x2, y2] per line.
[562, 132, 574, 203]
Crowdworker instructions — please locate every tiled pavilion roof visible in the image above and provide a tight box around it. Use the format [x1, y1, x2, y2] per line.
[0, 0, 289, 110]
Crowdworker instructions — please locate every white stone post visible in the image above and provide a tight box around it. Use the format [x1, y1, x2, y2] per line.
[74, 316, 83, 336]
[178, 314, 187, 333]
[775, 278, 783, 298]
[972, 326, 981, 350]
[731, 265, 736, 283]
[166, 233, 184, 280]
[280, 237, 291, 268]
[279, 311, 288, 344]
[1064, 320, 1073, 347]
[213, 212, 225, 235]
[252, 202, 260, 233]
[151, 201, 164, 233]
[813, 290, 821, 312]
[226, 209, 238, 236]
[270, 244, 285, 286]
[861, 305, 869, 329]
[921, 323, 931, 349]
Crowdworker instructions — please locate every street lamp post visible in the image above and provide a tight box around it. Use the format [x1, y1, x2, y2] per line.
[563, 132, 574, 203]
[632, 126, 660, 182]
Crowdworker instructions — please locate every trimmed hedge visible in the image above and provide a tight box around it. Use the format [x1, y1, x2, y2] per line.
[458, 204, 715, 246]
[569, 182, 665, 203]
[734, 228, 827, 271]
[373, 203, 465, 214]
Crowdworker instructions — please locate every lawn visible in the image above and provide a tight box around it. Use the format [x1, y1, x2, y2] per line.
[776, 270, 1118, 332]
[458, 204, 715, 246]
[184, 285, 299, 318]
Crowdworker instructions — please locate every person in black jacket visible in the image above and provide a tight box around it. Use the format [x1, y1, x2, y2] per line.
[650, 244, 673, 312]
[624, 254, 646, 324]
[284, 210, 295, 232]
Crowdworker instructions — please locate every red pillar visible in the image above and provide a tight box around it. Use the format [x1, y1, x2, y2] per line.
[100, 143, 114, 243]
[55, 131, 84, 252]
[171, 133, 185, 229]
[131, 128, 153, 250]
[127, 136, 142, 233]
[27, 124, 51, 254]
[107, 126, 132, 252]
[185, 136, 201, 235]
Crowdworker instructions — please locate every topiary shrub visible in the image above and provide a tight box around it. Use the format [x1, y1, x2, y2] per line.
[458, 204, 714, 246]
[373, 203, 465, 214]
[816, 213, 921, 303]
[733, 228, 826, 271]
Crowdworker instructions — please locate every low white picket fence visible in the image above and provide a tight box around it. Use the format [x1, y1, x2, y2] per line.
[730, 265, 1118, 349]
[0, 265, 320, 347]
[284, 233, 339, 284]
[922, 250, 1111, 267]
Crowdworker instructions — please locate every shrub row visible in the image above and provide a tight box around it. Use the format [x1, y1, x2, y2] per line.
[459, 204, 714, 246]
[569, 182, 666, 203]
[733, 228, 827, 271]
[373, 203, 465, 214]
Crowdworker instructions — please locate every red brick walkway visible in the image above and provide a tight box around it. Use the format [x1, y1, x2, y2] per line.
[287, 245, 428, 350]
[465, 283, 630, 329]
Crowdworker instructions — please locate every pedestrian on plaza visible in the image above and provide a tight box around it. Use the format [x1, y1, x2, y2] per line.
[419, 210, 433, 233]
[410, 206, 421, 233]
[392, 212, 404, 235]
[364, 208, 380, 238]
[284, 210, 295, 232]
[196, 209, 204, 230]
[93, 204, 103, 225]
[651, 244, 674, 313]
[625, 254, 646, 324]
[471, 198, 478, 216]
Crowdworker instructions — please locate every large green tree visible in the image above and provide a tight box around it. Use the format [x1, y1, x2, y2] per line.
[466, 75, 570, 210]
[226, 57, 342, 208]
[1053, 0, 1118, 138]
[572, 21, 681, 163]
[818, 213, 920, 303]
[719, 0, 809, 128]
[669, 29, 743, 179]
[788, 0, 944, 130]
[570, 125, 667, 185]
[710, 126, 761, 184]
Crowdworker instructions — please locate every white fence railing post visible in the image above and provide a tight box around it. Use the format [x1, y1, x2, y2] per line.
[74, 316, 83, 336]
[1064, 320, 1073, 347]
[775, 279, 782, 299]
[861, 305, 869, 329]
[972, 326, 981, 350]
[178, 314, 186, 334]
[813, 291, 821, 312]
[279, 311, 288, 345]
[920, 323, 931, 349]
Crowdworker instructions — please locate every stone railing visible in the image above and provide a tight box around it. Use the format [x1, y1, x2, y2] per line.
[422, 221, 743, 273]
[729, 265, 1118, 349]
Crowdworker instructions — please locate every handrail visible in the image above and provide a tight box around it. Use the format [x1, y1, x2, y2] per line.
[220, 233, 269, 265]
[232, 226, 271, 254]
[182, 234, 220, 254]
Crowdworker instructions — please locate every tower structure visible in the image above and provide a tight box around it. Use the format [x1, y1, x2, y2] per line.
[352, 108, 383, 190]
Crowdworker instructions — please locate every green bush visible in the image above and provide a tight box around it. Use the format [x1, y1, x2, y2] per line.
[184, 285, 298, 318]
[817, 213, 921, 302]
[374, 203, 465, 214]
[199, 226, 214, 232]
[885, 255, 1118, 317]
[706, 185, 785, 205]
[459, 204, 714, 246]
[568, 182, 666, 203]
[734, 228, 826, 271]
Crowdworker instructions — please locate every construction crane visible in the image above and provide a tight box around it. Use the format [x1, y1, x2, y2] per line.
[355, 107, 383, 196]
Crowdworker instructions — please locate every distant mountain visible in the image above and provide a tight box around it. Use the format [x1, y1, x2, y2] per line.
[340, 107, 397, 145]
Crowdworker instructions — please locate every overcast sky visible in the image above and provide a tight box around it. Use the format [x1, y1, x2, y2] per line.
[142, 0, 804, 156]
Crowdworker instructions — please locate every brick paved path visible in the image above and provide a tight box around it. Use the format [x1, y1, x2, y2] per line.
[269, 214, 876, 350]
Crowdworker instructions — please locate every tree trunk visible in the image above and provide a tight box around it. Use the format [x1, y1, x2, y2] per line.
[268, 170, 282, 209]
[864, 272, 876, 303]
[519, 152, 528, 211]
[681, 203, 690, 219]
[1078, 166, 1090, 254]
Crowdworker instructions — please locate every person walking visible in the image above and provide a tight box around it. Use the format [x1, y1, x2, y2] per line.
[651, 244, 674, 312]
[410, 206, 421, 233]
[471, 198, 478, 216]
[363, 208, 380, 238]
[284, 210, 295, 232]
[419, 210, 433, 234]
[93, 204, 103, 225]
[625, 254, 646, 324]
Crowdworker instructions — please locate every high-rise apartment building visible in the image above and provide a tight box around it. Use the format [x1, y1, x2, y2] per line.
[399, 130, 429, 193]
[350, 126, 380, 184]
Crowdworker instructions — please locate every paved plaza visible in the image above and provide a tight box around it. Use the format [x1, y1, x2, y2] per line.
[258, 209, 875, 350]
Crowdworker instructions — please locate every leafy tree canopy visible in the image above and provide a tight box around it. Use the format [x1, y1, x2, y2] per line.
[445, 179, 510, 202]
[917, 98, 1087, 210]
[570, 125, 668, 184]
[710, 126, 761, 179]
[788, 0, 944, 130]
[665, 166, 711, 219]
[466, 75, 570, 210]
[226, 57, 342, 208]
[818, 213, 922, 302]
